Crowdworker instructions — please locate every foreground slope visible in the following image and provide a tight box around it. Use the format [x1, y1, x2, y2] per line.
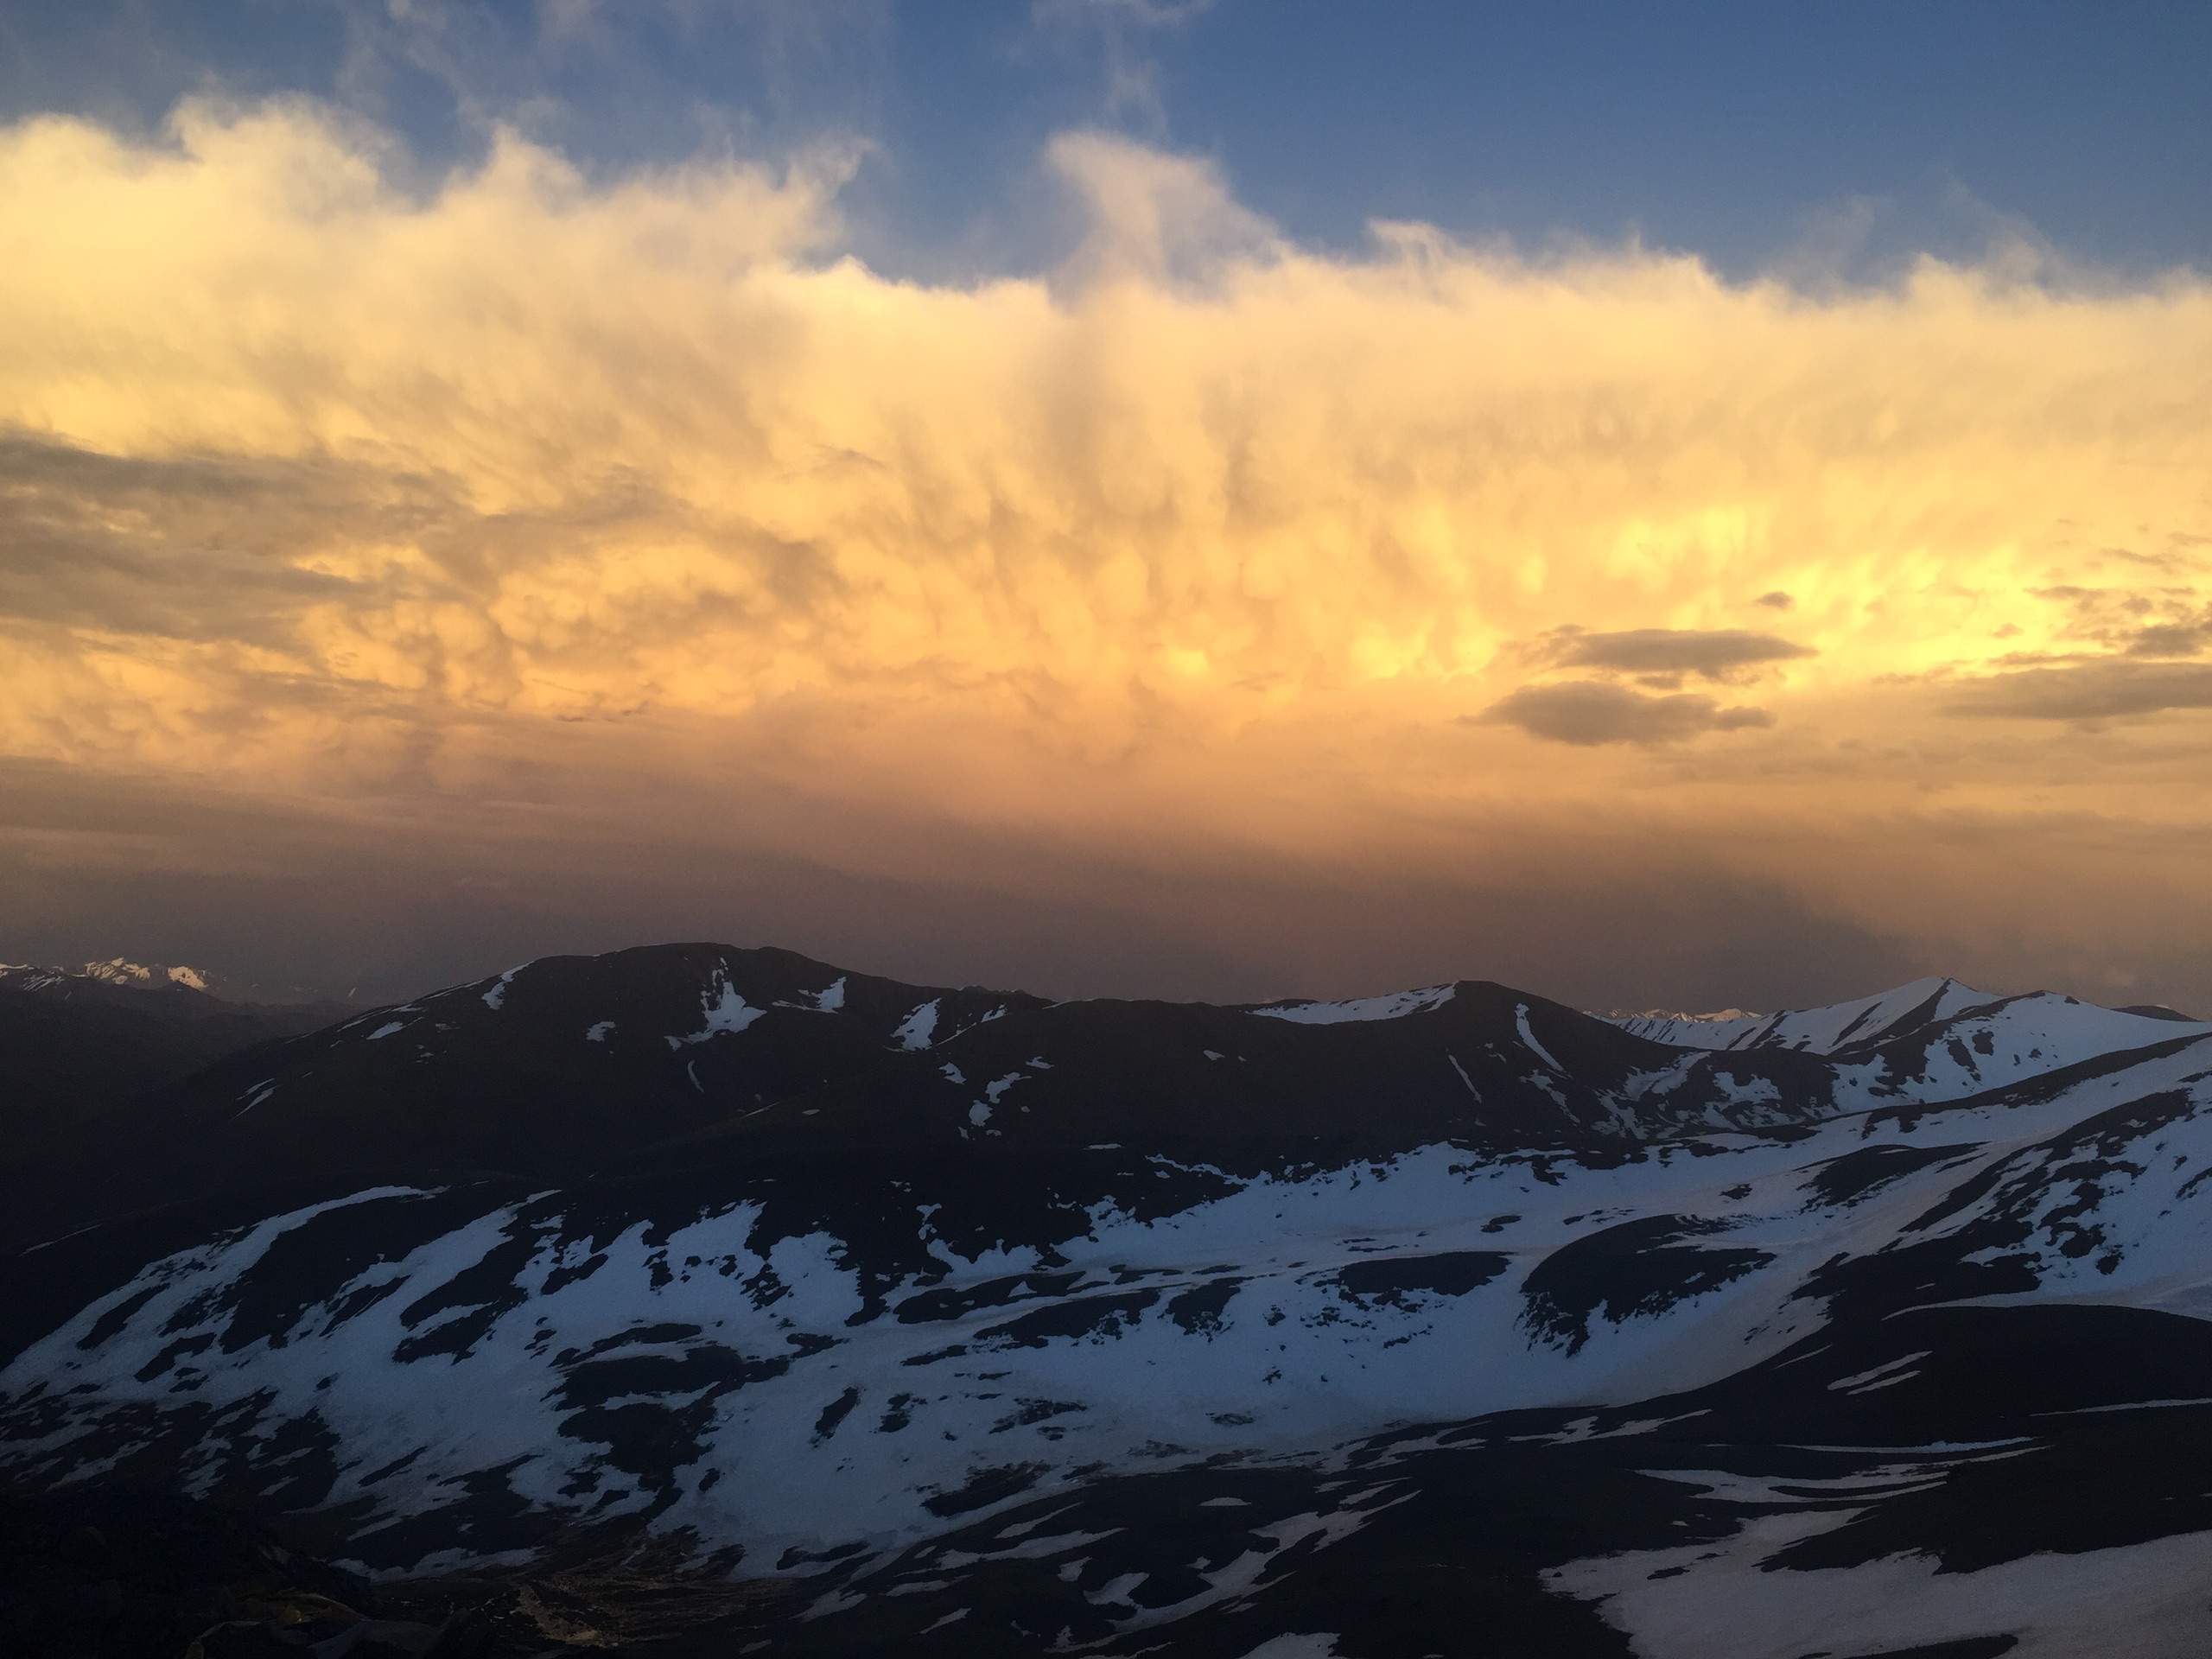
[3, 946, 2210, 1656]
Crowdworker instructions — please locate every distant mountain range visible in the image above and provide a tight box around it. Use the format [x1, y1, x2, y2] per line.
[5, 944, 2211, 1656]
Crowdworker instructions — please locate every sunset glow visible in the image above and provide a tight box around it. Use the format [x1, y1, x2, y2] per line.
[5, 74, 2211, 1008]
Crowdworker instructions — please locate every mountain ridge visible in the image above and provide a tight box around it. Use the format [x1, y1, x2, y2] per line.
[7, 943, 2212, 1656]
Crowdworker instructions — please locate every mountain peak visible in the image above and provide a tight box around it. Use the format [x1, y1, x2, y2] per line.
[79, 957, 210, 991]
[1, 958, 213, 995]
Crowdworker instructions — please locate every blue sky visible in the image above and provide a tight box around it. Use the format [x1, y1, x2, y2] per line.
[5, 0, 2209, 282]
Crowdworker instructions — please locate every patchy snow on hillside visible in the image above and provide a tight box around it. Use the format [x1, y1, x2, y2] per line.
[9, 953, 2212, 1653]
[12, 1018, 2212, 1575]
[1250, 986, 1456, 1025]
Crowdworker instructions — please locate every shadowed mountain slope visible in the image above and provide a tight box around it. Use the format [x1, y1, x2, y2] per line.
[9, 944, 1847, 1251]
[0, 962, 343, 1187]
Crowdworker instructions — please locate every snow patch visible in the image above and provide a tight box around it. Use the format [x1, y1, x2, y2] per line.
[670, 970, 766, 1046]
[1546, 1506, 2212, 1659]
[1236, 1637, 1342, 1659]
[1827, 1351, 1929, 1392]
[1514, 1004, 1564, 1072]
[895, 1000, 941, 1050]
[480, 965, 525, 1010]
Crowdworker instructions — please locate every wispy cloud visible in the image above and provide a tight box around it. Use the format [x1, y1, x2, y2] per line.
[1048, 128, 1278, 287]
[1031, 0, 1212, 132]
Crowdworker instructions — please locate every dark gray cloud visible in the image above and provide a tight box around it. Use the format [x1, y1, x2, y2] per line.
[1943, 660, 2212, 721]
[2126, 622, 2209, 658]
[2019, 584, 2212, 660]
[1542, 626, 1813, 682]
[0, 434, 417, 644]
[1481, 681, 1773, 747]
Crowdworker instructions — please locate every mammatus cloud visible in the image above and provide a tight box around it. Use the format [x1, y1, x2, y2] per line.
[1480, 682, 1773, 746]
[3, 99, 2212, 1008]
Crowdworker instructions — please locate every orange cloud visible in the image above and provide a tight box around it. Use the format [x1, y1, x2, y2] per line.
[3, 104, 2211, 1005]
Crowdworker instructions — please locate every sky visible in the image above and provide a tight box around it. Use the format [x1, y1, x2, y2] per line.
[3, 1, 2212, 1014]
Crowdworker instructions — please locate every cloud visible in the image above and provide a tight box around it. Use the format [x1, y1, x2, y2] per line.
[2019, 583, 2212, 659]
[1048, 129, 1278, 286]
[2128, 623, 2209, 658]
[1539, 626, 1813, 683]
[1943, 661, 2212, 721]
[0, 436, 390, 641]
[1033, 0, 1214, 130]
[4, 100, 2212, 1008]
[1480, 682, 1773, 746]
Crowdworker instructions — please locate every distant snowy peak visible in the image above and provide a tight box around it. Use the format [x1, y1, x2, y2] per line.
[0, 958, 212, 994]
[1609, 976, 1975, 1053]
[1606, 1005, 1764, 1048]
[1605, 976, 2210, 1096]
[85, 957, 210, 991]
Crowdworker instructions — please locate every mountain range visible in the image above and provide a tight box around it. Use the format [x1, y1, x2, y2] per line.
[5, 944, 2211, 1656]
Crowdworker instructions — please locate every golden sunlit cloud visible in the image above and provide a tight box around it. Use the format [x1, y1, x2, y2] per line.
[4, 99, 2211, 1005]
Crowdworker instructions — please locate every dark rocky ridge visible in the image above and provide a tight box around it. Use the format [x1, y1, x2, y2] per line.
[7, 944, 1837, 1255]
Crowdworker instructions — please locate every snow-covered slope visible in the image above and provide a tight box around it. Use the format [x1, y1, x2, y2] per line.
[1609, 975, 1992, 1052]
[5, 946, 2212, 1656]
[1609, 974, 2208, 1102]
